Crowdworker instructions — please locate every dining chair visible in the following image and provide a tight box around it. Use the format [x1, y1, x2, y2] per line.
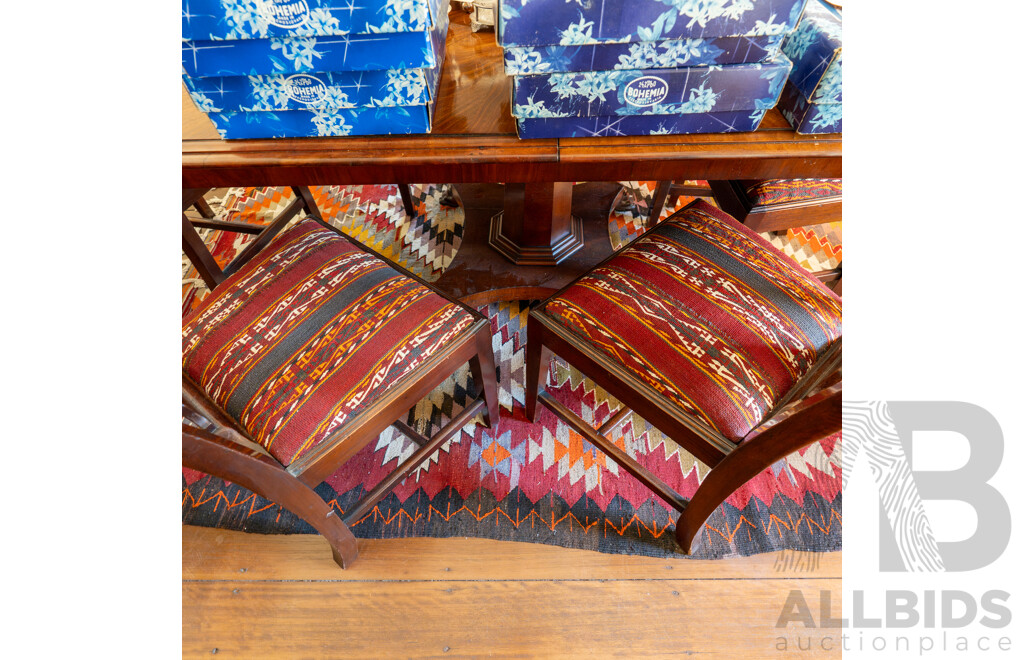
[397, 183, 461, 218]
[646, 180, 714, 227]
[708, 178, 842, 233]
[709, 178, 842, 293]
[182, 186, 321, 291]
[525, 199, 842, 554]
[182, 214, 500, 568]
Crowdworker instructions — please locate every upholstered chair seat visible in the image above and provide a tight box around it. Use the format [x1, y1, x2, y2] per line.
[526, 200, 842, 554]
[182, 217, 498, 568]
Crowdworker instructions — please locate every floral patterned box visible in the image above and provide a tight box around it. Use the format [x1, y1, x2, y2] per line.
[503, 34, 785, 74]
[497, 0, 809, 47]
[183, 60, 443, 112]
[511, 56, 791, 119]
[776, 79, 840, 134]
[781, 0, 841, 105]
[182, 0, 448, 77]
[204, 99, 441, 138]
[182, 0, 444, 41]
[515, 107, 767, 138]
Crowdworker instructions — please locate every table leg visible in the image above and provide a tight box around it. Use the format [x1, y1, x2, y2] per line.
[488, 182, 584, 266]
[435, 182, 623, 306]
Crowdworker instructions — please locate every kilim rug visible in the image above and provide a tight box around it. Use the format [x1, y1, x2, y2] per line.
[182, 184, 842, 559]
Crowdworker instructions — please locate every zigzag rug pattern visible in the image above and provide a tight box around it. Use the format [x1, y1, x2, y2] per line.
[182, 185, 842, 559]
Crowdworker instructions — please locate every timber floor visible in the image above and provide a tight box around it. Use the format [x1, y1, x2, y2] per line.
[183, 525, 841, 658]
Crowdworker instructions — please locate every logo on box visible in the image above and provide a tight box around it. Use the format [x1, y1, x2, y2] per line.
[285, 74, 328, 105]
[257, 0, 311, 29]
[623, 76, 670, 107]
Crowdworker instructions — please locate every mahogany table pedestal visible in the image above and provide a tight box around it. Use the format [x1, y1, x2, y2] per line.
[488, 182, 586, 267]
[436, 182, 624, 306]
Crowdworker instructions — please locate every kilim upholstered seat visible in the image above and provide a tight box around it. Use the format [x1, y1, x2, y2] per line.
[182, 216, 499, 569]
[708, 178, 842, 293]
[742, 178, 842, 207]
[709, 178, 842, 233]
[525, 200, 841, 554]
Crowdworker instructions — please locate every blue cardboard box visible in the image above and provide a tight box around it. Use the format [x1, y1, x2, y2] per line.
[503, 34, 785, 74]
[497, 0, 809, 47]
[781, 0, 841, 104]
[205, 100, 441, 138]
[182, 0, 443, 40]
[185, 1, 450, 137]
[511, 56, 791, 119]
[776, 79, 840, 134]
[182, 0, 448, 77]
[515, 108, 768, 139]
[197, 45, 446, 138]
[184, 63, 442, 112]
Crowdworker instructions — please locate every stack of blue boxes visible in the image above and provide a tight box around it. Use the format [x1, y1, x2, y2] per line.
[182, 0, 451, 139]
[777, 0, 841, 134]
[497, 0, 810, 139]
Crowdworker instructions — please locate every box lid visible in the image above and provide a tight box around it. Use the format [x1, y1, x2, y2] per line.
[184, 60, 443, 113]
[781, 0, 841, 104]
[182, 0, 448, 77]
[511, 55, 791, 119]
[182, 0, 443, 41]
[503, 34, 785, 74]
[497, 0, 809, 47]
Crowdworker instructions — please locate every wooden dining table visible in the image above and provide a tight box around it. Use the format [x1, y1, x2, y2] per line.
[183, 9, 841, 305]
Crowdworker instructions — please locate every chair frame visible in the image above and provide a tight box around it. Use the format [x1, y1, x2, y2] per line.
[525, 202, 841, 554]
[708, 179, 842, 233]
[182, 191, 499, 568]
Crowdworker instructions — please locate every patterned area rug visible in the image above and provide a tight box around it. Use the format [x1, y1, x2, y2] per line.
[182, 183, 842, 559]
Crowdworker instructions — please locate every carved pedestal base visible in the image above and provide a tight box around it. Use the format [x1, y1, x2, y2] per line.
[488, 211, 584, 266]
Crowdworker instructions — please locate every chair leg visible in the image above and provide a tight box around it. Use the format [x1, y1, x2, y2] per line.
[183, 425, 358, 568]
[397, 183, 416, 217]
[193, 196, 216, 219]
[469, 325, 500, 428]
[525, 315, 551, 422]
[648, 181, 672, 228]
[182, 214, 226, 290]
[292, 186, 322, 218]
[674, 386, 841, 554]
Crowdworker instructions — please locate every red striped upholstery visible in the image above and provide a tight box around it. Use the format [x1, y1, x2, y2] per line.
[182, 219, 477, 466]
[741, 179, 842, 207]
[538, 201, 841, 442]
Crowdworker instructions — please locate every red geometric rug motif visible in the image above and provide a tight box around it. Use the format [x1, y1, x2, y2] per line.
[182, 185, 842, 558]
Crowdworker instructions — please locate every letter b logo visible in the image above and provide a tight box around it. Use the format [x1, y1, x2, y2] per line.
[843, 401, 1011, 572]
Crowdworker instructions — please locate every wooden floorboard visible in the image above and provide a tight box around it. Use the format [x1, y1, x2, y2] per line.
[183, 526, 841, 658]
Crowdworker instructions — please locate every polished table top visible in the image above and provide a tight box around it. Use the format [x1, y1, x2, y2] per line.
[182, 10, 841, 188]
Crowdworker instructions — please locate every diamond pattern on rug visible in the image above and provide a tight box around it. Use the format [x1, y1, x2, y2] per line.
[608, 181, 716, 251]
[182, 183, 842, 559]
[765, 222, 842, 273]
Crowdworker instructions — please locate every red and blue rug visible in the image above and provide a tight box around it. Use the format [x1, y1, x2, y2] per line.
[182, 184, 842, 559]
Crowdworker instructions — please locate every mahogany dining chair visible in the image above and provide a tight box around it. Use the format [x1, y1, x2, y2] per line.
[182, 210, 499, 568]
[525, 199, 841, 554]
